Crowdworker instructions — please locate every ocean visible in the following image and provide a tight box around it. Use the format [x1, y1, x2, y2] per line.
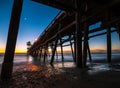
[0, 53, 120, 65]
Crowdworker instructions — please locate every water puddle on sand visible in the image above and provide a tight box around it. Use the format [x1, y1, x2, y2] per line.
[52, 62, 120, 75]
[54, 62, 76, 68]
[88, 63, 120, 75]
[31, 56, 120, 76]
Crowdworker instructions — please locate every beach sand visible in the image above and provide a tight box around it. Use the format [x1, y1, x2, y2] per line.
[0, 60, 120, 88]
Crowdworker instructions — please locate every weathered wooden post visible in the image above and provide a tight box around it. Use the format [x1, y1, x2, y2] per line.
[50, 38, 58, 65]
[116, 24, 120, 40]
[87, 42, 92, 63]
[56, 50, 58, 61]
[75, 0, 83, 68]
[39, 47, 42, 58]
[107, 27, 111, 63]
[73, 32, 76, 63]
[106, 13, 112, 63]
[69, 35, 76, 63]
[1, 0, 23, 80]
[43, 45, 48, 63]
[83, 21, 88, 67]
[39, 47, 42, 64]
[60, 38, 64, 64]
[43, 48, 46, 63]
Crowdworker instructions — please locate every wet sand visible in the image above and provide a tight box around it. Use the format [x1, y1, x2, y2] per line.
[0, 59, 120, 88]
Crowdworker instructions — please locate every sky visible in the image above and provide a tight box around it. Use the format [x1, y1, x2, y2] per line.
[0, 0, 59, 53]
[0, 0, 120, 53]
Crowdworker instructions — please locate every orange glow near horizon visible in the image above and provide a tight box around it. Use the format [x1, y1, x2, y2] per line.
[0, 48, 5, 53]
[0, 49, 27, 54]
[0, 45, 120, 54]
[90, 47, 106, 52]
[15, 49, 27, 53]
[0, 43, 27, 53]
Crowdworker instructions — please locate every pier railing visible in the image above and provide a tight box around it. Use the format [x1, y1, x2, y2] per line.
[38, 11, 63, 39]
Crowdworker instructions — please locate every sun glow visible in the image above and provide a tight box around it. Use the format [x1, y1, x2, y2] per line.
[15, 49, 27, 54]
[0, 49, 27, 54]
[0, 49, 5, 53]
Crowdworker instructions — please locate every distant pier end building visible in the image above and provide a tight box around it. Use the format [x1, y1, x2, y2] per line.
[27, 41, 32, 55]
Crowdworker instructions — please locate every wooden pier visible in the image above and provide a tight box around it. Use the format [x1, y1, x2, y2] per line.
[1, 0, 120, 80]
[28, 0, 120, 67]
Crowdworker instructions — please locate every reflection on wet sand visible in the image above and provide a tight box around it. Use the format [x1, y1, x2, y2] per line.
[32, 56, 120, 76]
[0, 54, 120, 88]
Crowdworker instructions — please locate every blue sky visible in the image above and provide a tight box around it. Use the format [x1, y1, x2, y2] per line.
[0, 0, 120, 53]
[0, 0, 59, 53]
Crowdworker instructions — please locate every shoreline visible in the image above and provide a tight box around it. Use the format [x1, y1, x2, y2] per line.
[0, 57, 120, 88]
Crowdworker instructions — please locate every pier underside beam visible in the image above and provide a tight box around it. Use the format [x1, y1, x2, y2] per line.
[1, 0, 23, 80]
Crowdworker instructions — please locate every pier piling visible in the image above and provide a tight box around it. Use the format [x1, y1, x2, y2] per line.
[1, 0, 23, 80]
